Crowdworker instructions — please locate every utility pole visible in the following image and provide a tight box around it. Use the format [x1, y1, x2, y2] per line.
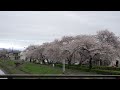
[63, 59, 65, 74]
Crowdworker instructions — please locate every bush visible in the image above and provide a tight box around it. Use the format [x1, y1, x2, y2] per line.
[55, 64, 120, 75]
[56, 64, 63, 68]
[56, 64, 89, 71]
[92, 66, 120, 71]
[56, 64, 120, 70]
[91, 69, 120, 75]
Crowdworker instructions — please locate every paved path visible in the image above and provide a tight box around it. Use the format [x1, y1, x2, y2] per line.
[0, 69, 5, 75]
[0, 69, 7, 79]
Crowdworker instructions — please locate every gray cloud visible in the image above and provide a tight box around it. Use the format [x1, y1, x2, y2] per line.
[0, 11, 120, 50]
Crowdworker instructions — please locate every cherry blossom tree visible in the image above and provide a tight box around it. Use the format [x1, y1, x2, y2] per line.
[23, 30, 120, 68]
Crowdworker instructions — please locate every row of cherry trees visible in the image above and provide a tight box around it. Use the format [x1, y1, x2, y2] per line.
[23, 30, 120, 69]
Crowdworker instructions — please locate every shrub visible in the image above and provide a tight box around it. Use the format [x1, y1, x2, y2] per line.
[91, 69, 120, 75]
[56, 64, 88, 71]
[92, 66, 120, 71]
[55, 64, 120, 75]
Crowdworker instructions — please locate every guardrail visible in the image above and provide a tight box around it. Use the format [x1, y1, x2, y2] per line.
[0, 74, 119, 79]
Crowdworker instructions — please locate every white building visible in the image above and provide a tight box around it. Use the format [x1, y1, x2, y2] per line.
[20, 51, 27, 61]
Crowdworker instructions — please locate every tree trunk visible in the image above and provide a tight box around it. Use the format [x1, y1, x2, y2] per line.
[30, 58, 32, 62]
[68, 60, 71, 65]
[68, 60, 71, 69]
[42, 59, 45, 64]
[89, 56, 92, 70]
[33, 59, 36, 63]
[79, 62, 82, 66]
[116, 60, 119, 67]
[100, 59, 102, 66]
[46, 59, 50, 64]
[79, 55, 82, 66]
[79, 60, 83, 66]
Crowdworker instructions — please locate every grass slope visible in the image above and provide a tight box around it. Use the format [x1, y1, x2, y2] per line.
[0, 59, 99, 75]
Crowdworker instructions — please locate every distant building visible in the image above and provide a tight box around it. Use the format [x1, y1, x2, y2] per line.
[8, 51, 20, 60]
[19, 51, 27, 61]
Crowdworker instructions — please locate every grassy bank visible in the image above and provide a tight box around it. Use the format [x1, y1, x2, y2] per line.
[19, 63, 63, 74]
[0, 60, 63, 74]
[56, 64, 120, 75]
[0, 59, 99, 75]
[3, 59, 119, 75]
[0, 60, 27, 74]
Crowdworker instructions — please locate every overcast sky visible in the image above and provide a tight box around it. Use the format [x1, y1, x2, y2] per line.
[0, 11, 120, 50]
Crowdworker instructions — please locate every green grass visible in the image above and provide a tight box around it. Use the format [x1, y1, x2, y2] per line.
[0, 60, 62, 74]
[0, 59, 99, 75]
[92, 66, 120, 71]
[90, 69, 120, 75]
[0, 60, 25, 74]
[56, 64, 120, 75]
[19, 63, 62, 74]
